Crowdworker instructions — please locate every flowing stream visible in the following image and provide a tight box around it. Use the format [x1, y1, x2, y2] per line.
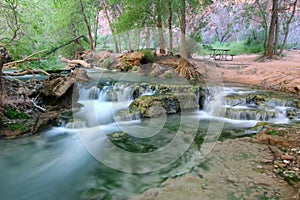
[0, 72, 299, 200]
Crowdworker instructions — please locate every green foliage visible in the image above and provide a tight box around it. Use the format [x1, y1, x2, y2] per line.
[5, 109, 28, 119]
[266, 129, 279, 136]
[0, 0, 98, 69]
[210, 40, 264, 55]
[141, 49, 154, 63]
[164, 73, 173, 79]
[7, 124, 25, 132]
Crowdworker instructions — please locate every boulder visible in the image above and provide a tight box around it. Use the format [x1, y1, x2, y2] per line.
[41, 76, 76, 98]
[32, 111, 60, 134]
[150, 63, 169, 77]
[129, 93, 197, 118]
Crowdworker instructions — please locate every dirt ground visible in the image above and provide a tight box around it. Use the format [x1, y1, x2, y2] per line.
[204, 50, 300, 95]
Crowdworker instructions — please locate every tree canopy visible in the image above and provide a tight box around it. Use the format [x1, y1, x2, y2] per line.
[0, 0, 299, 62]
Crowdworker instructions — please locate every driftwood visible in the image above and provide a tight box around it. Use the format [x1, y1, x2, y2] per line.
[60, 56, 92, 69]
[4, 49, 47, 68]
[32, 99, 47, 113]
[4, 68, 51, 77]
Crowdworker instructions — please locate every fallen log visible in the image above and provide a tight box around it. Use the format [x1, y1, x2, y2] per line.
[60, 56, 92, 69]
[4, 49, 47, 68]
[4, 68, 51, 77]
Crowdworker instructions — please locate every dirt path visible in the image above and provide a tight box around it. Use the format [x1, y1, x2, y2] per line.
[202, 50, 300, 95]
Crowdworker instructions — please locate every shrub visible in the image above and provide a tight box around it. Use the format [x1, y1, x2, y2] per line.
[209, 40, 264, 55]
[7, 124, 25, 132]
[141, 49, 154, 63]
[5, 109, 28, 119]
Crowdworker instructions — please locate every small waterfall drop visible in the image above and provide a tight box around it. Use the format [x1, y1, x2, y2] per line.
[221, 88, 300, 124]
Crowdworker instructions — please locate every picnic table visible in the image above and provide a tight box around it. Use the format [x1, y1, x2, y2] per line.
[209, 48, 233, 61]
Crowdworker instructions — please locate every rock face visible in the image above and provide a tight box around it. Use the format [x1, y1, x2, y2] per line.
[129, 93, 197, 118]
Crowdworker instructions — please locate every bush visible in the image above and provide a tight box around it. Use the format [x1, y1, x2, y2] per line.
[210, 40, 264, 55]
[5, 109, 28, 119]
[141, 49, 154, 63]
[7, 124, 25, 132]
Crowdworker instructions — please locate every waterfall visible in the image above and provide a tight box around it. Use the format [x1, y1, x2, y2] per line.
[221, 88, 300, 124]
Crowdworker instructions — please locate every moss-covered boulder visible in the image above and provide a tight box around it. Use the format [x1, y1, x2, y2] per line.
[129, 93, 197, 118]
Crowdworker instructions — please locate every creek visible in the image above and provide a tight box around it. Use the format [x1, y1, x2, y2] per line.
[0, 70, 299, 200]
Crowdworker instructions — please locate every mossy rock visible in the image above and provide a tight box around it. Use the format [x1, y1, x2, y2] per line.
[129, 93, 197, 118]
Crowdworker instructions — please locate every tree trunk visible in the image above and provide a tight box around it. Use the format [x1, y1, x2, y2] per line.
[93, 12, 99, 50]
[179, 0, 187, 59]
[279, 0, 298, 55]
[127, 31, 132, 52]
[274, 16, 279, 55]
[136, 29, 141, 51]
[146, 28, 150, 50]
[0, 48, 6, 101]
[118, 35, 122, 52]
[156, 1, 165, 54]
[168, 1, 173, 53]
[103, 1, 119, 53]
[255, 0, 269, 56]
[265, 0, 278, 57]
[79, 0, 94, 51]
[0, 60, 4, 101]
